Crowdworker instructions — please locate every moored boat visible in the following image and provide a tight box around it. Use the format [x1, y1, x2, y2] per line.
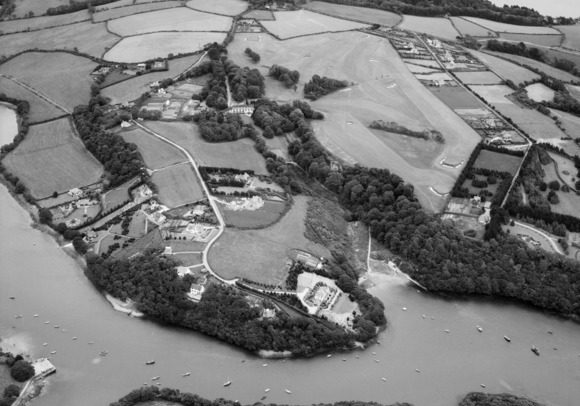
[531, 346, 540, 356]
[145, 360, 155, 365]
[504, 336, 511, 342]
[285, 389, 292, 394]
[224, 380, 232, 387]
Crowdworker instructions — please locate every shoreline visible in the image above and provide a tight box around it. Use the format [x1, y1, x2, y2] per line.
[105, 294, 144, 318]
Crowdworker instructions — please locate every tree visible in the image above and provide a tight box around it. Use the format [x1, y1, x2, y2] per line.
[3, 384, 20, 398]
[548, 180, 560, 191]
[38, 208, 53, 225]
[10, 360, 35, 382]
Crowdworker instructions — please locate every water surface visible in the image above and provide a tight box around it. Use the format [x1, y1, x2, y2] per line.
[0, 104, 18, 146]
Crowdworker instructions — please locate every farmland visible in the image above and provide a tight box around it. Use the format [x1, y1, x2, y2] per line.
[120, 127, 186, 170]
[525, 83, 555, 102]
[542, 160, 580, 218]
[549, 152, 578, 189]
[261, 10, 366, 39]
[143, 121, 268, 174]
[107, 8, 232, 37]
[557, 24, 580, 51]
[429, 86, 484, 109]
[0, 77, 65, 123]
[150, 164, 205, 208]
[304, 1, 401, 26]
[0, 52, 97, 112]
[218, 199, 288, 228]
[10, 0, 68, 18]
[92, 1, 181, 22]
[243, 9, 274, 20]
[549, 109, 580, 155]
[0, 9, 89, 34]
[94, 0, 134, 11]
[398, 16, 459, 41]
[473, 150, 522, 174]
[468, 84, 513, 104]
[208, 196, 330, 284]
[450, 17, 496, 37]
[468, 50, 540, 85]
[186, 0, 248, 16]
[486, 51, 579, 83]
[454, 71, 503, 85]
[498, 33, 563, 47]
[2, 118, 103, 198]
[462, 17, 560, 35]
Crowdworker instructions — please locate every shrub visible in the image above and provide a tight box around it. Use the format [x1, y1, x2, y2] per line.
[10, 360, 35, 382]
[3, 384, 20, 398]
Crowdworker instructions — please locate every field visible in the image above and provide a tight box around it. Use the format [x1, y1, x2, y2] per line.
[2, 118, 103, 198]
[398, 15, 459, 41]
[95, 0, 134, 11]
[450, 17, 496, 37]
[0, 21, 119, 59]
[120, 127, 186, 170]
[103, 32, 226, 62]
[0, 9, 89, 34]
[548, 152, 578, 190]
[486, 51, 579, 83]
[543, 48, 580, 71]
[549, 109, 580, 156]
[498, 33, 563, 47]
[454, 71, 503, 85]
[429, 86, 483, 109]
[0, 77, 65, 123]
[107, 8, 232, 37]
[468, 84, 513, 104]
[208, 196, 330, 284]
[92, 1, 180, 22]
[473, 150, 522, 174]
[186, 0, 248, 16]
[525, 83, 555, 102]
[493, 102, 568, 141]
[172, 252, 203, 267]
[243, 9, 274, 20]
[469, 50, 540, 85]
[568, 84, 580, 102]
[218, 199, 288, 228]
[150, 164, 204, 208]
[143, 121, 268, 174]
[304, 1, 401, 26]
[102, 54, 202, 104]
[542, 161, 580, 218]
[557, 24, 580, 51]
[463, 17, 560, 35]
[102, 179, 135, 212]
[405, 63, 441, 74]
[0, 52, 97, 112]
[261, 10, 366, 39]
[11, 0, 68, 18]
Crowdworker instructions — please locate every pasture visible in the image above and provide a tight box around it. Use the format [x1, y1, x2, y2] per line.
[120, 127, 186, 170]
[403, 59, 441, 69]
[557, 24, 580, 51]
[549, 109, 580, 154]
[487, 51, 579, 83]
[151, 164, 205, 208]
[2, 118, 103, 198]
[405, 64, 441, 74]
[103, 32, 225, 62]
[11, 0, 67, 18]
[219, 199, 288, 228]
[304, 1, 401, 26]
[243, 9, 274, 20]
[172, 252, 203, 267]
[542, 161, 580, 218]
[429, 86, 483, 109]
[525, 83, 555, 102]
[548, 152, 578, 190]
[107, 8, 232, 37]
[567, 85, 580, 101]
[0, 9, 89, 34]
[0, 52, 96, 112]
[495, 103, 568, 141]
[398, 15, 459, 41]
[543, 48, 580, 71]
[186, 0, 247, 16]
[473, 150, 522, 174]
[102, 179, 136, 212]
[261, 10, 366, 39]
[450, 17, 496, 37]
[498, 33, 563, 47]
[208, 196, 330, 284]
[92, 1, 180, 22]
[469, 50, 540, 85]
[144, 121, 268, 174]
[463, 17, 560, 35]
[454, 71, 503, 85]
[94, 0, 134, 11]
[0, 77, 65, 123]
[468, 84, 513, 104]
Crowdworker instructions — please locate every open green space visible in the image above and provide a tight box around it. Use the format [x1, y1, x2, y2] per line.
[120, 127, 186, 170]
[463, 17, 560, 34]
[399, 15, 459, 41]
[151, 164, 204, 209]
[92, 1, 180, 22]
[0, 77, 65, 123]
[186, 0, 247, 16]
[473, 150, 522, 174]
[450, 17, 496, 38]
[469, 49, 540, 85]
[429, 86, 483, 109]
[486, 51, 579, 83]
[218, 199, 288, 229]
[261, 10, 366, 39]
[498, 32, 563, 47]
[557, 24, 580, 51]
[304, 1, 401, 26]
[0, 9, 89, 34]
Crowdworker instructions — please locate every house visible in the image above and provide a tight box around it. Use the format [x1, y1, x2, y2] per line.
[151, 60, 168, 72]
[68, 188, 84, 199]
[187, 284, 205, 302]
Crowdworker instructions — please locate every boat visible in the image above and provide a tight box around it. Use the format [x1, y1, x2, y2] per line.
[285, 389, 292, 394]
[72, 337, 77, 340]
[151, 376, 160, 381]
[145, 360, 155, 365]
[264, 388, 270, 393]
[444, 329, 450, 334]
[476, 326, 483, 333]
[480, 384, 486, 388]
[381, 377, 387, 382]
[326, 354, 332, 358]
[262, 363, 268, 367]
[224, 380, 232, 387]
[182, 372, 191, 377]
[531, 346, 540, 356]
[42, 343, 48, 347]
[503, 336, 511, 343]
[50, 351, 57, 355]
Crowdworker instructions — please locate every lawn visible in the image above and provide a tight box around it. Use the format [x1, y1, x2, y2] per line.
[107, 8, 232, 37]
[208, 196, 330, 284]
[557, 24, 580, 52]
[548, 152, 578, 190]
[92, 1, 181, 22]
[172, 252, 203, 267]
[2, 118, 104, 198]
[143, 121, 268, 174]
[261, 10, 366, 39]
[0, 9, 89, 34]
[486, 51, 578, 83]
[0, 77, 65, 123]
[103, 32, 226, 63]
[450, 17, 496, 37]
[120, 127, 186, 170]
[399, 15, 459, 41]
[498, 33, 563, 47]
[218, 199, 288, 229]
[151, 164, 205, 208]
[454, 71, 503, 85]
[468, 84, 514, 104]
[525, 83, 555, 102]
[186, 0, 247, 16]
[0, 52, 97, 112]
[468, 50, 540, 85]
[504, 222, 560, 254]
[304, 1, 401, 26]
[0, 21, 120, 60]
[463, 17, 560, 34]
[112, 228, 164, 260]
[472, 149, 522, 174]
[429, 86, 483, 109]
[542, 162, 580, 218]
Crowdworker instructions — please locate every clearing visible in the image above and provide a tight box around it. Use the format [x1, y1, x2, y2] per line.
[525, 83, 555, 102]
[107, 8, 232, 37]
[120, 127, 186, 170]
[2, 118, 103, 198]
[450, 17, 496, 37]
[468, 50, 540, 85]
[261, 10, 366, 39]
[557, 24, 580, 52]
[398, 15, 459, 41]
[462, 17, 560, 34]
[92, 1, 181, 22]
[473, 150, 522, 174]
[103, 32, 226, 62]
[486, 51, 579, 83]
[454, 71, 503, 85]
[150, 164, 205, 209]
[143, 121, 268, 174]
[208, 196, 330, 284]
[0, 52, 97, 112]
[304, 1, 401, 26]
[498, 33, 563, 47]
[0, 9, 89, 34]
[186, 0, 248, 16]
[0, 77, 65, 123]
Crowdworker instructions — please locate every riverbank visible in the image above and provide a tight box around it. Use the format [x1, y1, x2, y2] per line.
[105, 294, 144, 318]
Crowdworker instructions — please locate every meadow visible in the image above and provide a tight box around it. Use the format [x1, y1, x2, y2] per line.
[0, 77, 65, 123]
[94, 0, 134, 11]
[101, 178, 136, 212]
[450, 17, 496, 37]
[261, 10, 366, 39]
[468, 84, 514, 104]
[473, 150, 522, 174]
[399, 15, 459, 41]
[208, 196, 330, 284]
[92, 1, 180, 22]
[498, 33, 563, 47]
[103, 32, 225, 62]
[151, 164, 205, 208]
[429, 86, 483, 109]
[304, 1, 401, 26]
[542, 161, 580, 218]
[549, 109, 580, 155]
[107, 8, 232, 37]
[120, 127, 186, 170]
[525, 83, 555, 102]
[405, 64, 441, 74]
[495, 103, 568, 141]
[243, 9, 274, 20]
[548, 152, 578, 190]
[2, 118, 103, 198]
[486, 51, 579, 83]
[10, 0, 68, 18]
[463, 17, 560, 35]
[219, 199, 288, 229]
[186, 0, 248, 16]
[454, 71, 503, 85]
[469, 50, 540, 85]
[557, 24, 580, 51]
[0, 9, 89, 34]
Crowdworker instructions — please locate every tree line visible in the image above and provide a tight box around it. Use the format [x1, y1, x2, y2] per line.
[269, 65, 300, 89]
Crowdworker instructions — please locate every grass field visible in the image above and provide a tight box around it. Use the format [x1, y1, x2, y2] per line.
[405, 63, 441, 74]
[120, 127, 186, 170]
[567, 84, 580, 102]
[208, 196, 330, 284]
[543, 48, 580, 71]
[103, 32, 225, 62]
[429, 86, 483, 109]
[172, 252, 203, 266]
[498, 32, 563, 47]
[525, 83, 555, 102]
[219, 199, 288, 228]
[93, 1, 180, 22]
[94, 0, 134, 11]
[143, 121, 268, 174]
[243, 9, 274, 20]
[304, 1, 401, 26]
[542, 161, 580, 218]
[0, 52, 96, 112]
[151, 164, 204, 208]
[186, 0, 247, 16]
[494, 102, 568, 141]
[107, 8, 232, 36]
[399, 15, 459, 41]
[557, 24, 580, 51]
[454, 71, 503, 85]
[0, 21, 120, 59]
[486, 51, 578, 83]
[102, 179, 135, 212]
[0, 9, 89, 34]
[468, 84, 513, 104]
[548, 152, 578, 190]
[473, 150, 522, 174]
[0, 77, 65, 123]
[261, 10, 366, 39]
[463, 17, 560, 34]
[2, 118, 103, 198]
[403, 59, 441, 69]
[11, 0, 68, 18]
[469, 50, 540, 85]
[549, 109, 580, 154]
[450, 17, 496, 37]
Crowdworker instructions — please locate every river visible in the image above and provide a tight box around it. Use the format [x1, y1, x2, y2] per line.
[0, 103, 18, 146]
[488, 0, 579, 18]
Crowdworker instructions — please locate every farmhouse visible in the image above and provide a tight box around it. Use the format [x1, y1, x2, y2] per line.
[187, 283, 205, 302]
[292, 249, 324, 269]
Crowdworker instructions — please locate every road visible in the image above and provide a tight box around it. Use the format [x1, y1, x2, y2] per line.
[132, 120, 237, 285]
[513, 220, 564, 255]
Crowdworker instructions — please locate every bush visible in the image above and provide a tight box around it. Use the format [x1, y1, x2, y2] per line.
[3, 384, 20, 398]
[10, 360, 35, 382]
[548, 180, 560, 191]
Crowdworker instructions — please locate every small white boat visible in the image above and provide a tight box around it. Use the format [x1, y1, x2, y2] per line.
[264, 388, 270, 393]
[50, 351, 57, 355]
[285, 389, 292, 394]
[381, 377, 387, 382]
[327, 354, 332, 358]
[415, 369, 421, 373]
[444, 329, 450, 334]
[182, 372, 191, 377]
[42, 343, 48, 347]
[224, 380, 232, 387]
[33, 314, 39, 318]
[72, 337, 77, 340]
[476, 326, 483, 333]
[151, 376, 160, 381]
[504, 336, 511, 343]
[401, 307, 407, 311]
[44, 321, 50, 324]
[480, 384, 486, 388]
[374, 359, 380, 363]
[262, 363, 268, 367]
[145, 360, 155, 365]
